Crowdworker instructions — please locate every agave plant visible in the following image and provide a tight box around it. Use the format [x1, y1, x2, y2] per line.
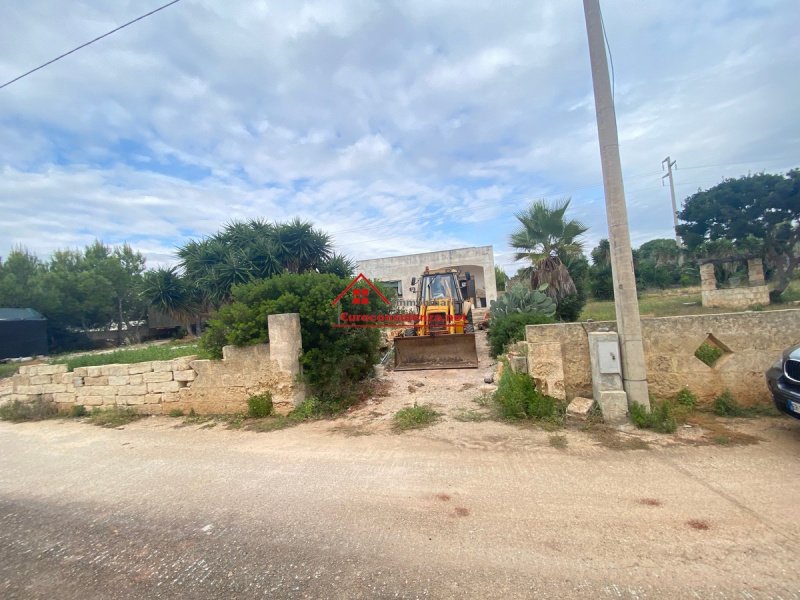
[489, 282, 556, 320]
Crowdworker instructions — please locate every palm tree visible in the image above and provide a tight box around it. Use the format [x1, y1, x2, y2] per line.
[140, 267, 199, 334]
[510, 198, 588, 302]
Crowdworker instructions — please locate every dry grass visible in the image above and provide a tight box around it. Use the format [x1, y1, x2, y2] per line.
[687, 519, 710, 530]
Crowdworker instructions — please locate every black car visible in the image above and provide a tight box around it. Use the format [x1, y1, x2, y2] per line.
[766, 343, 800, 420]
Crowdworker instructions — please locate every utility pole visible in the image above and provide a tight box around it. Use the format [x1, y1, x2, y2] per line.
[662, 156, 679, 240]
[582, 0, 650, 409]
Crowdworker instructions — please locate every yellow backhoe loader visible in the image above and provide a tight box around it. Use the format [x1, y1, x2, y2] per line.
[393, 267, 479, 371]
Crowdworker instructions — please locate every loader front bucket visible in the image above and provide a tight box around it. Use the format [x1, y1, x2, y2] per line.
[393, 333, 479, 371]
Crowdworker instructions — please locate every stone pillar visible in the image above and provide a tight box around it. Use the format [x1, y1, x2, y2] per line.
[747, 258, 765, 286]
[526, 342, 566, 401]
[700, 263, 717, 292]
[267, 313, 304, 406]
[588, 331, 628, 425]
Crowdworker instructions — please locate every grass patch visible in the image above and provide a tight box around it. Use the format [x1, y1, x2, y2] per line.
[0, 397, 58, 422]
[630, 399, 678, 433]
[393, 403, 440, 431]
[0, 362, 21, 379]
[168, 408, 184, 418]
[549, 434, 568, 449]
[694, 342, 723, 367]
[52, 343, 209, 372]
[70, 404, 87, 418]
[86, 407, 143, 428]
[452, 409, 490, 422]
[493, 360, 564, 426]
[713, 390, 742, 417]
[580, 280, 800, 321]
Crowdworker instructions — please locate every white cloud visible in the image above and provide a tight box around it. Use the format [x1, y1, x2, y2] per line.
[0, 0, 798, 271]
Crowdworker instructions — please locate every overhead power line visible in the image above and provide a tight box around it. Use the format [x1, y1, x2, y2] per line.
[0, 0, 184, 91]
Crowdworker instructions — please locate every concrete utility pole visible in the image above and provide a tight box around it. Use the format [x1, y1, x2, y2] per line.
[662, 156, 679, 240]
[582, 0, 650, 409]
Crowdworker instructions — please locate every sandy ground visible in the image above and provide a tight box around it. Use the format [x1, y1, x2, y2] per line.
[2, 332, 800, 598]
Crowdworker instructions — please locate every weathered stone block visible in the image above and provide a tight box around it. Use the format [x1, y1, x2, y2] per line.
[108, 375, 130, 386]
[118, 395, 145, 405]
[598, 391, 628, 425]
[143, 371, 172, 383]
[30, 364, 67, 376]
[567, 396, 596, 419]
[171, 356, 198, 371]
[72, 367, 89, 377]
[101, 365, 129, 377]
[125, 385, 148, 396]
[29, 375, 52, 385]
[84, 376, 109, 386]
[86, 366, 104, 377]
[127, 363, 153, 375]
[16, 385, 43, 395]
[144, 393, 163, 404]
[17, 366, 32, 375]
[173, 369, 196, 382]
[151, 360, 173, 373]
[82, 396, 104, 406]
[129, 374, 143, 385]
[147, 381, 182, 394]
[53, 392, 75, 403]
[42, 383, 67, 393]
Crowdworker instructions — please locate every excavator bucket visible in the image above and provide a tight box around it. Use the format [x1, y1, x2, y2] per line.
[393, 333, 479, 371]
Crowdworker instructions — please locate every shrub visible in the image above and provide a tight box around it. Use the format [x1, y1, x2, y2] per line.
[70, 404, 87, 418]
[493, 362, 561, 423]
[168, 408, 184, 418]
[488, 312, 555, 357]
[247, 393, 274, 418]
[201, 273, 388, 407]
[86, 407, 142, 428]
[630, 400, 677, 433]
[0, 398, 58, 422]
[713, 390, 743, 417]
[393, 403, 439, 431]
[675, 388, 698, 409]
[554, 292, 585, 323]
[289, 397, 320, 421]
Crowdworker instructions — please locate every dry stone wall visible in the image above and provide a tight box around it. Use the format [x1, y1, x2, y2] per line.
[524, 308, 800, 405]
[3, 345, 303, 416]
[2, 313, 306, 415]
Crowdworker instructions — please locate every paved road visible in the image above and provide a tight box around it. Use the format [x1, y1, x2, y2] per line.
[1, 416, 799, 599]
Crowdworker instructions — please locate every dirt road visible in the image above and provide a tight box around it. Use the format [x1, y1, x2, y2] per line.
[2, 400, 800, 599]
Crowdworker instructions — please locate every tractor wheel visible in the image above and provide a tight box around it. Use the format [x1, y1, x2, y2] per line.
[403, 328, 417, 337]
[464, 324, 475, 333]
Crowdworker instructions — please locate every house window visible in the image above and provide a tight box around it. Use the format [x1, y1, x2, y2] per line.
[382, 280, 402, 298]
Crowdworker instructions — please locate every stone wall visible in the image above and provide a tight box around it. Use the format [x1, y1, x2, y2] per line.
[701, 286, 770, 309]
[1, 313, 305, 415]
[524, 309, 800, 405]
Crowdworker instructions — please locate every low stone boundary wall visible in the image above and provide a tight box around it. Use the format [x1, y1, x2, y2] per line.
[2, 313, 305, 415]
[525, 308, 800, 405]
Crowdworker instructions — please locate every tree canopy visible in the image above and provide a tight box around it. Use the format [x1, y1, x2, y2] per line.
[677, 169, 799, 297]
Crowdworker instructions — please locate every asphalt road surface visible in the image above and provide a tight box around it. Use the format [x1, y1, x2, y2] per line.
[1, 416, 799, 599]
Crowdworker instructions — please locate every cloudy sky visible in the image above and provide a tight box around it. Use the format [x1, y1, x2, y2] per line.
[1, 0, 798, 273]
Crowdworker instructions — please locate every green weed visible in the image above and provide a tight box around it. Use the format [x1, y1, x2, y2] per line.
[393, 403, 440, 431]
[87, 407, 143, 428]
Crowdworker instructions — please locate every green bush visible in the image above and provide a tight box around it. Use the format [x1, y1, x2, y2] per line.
[488, 312, 555, 357]
[168, 408, 184, 418]
[554, 292, 585, 323]
[675, 388, 698, 409]
[87, 407, 142, 428]
[630, 400, 677, 433]
[694, 342, 723, 367]
[493, 362, 561, 423]
[713, 390, 743, 417]
[201, 273, 388, 406]
[247, 393, 273, 418]
[70, 404, 87, 417]
[0, 398, 58, 422]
